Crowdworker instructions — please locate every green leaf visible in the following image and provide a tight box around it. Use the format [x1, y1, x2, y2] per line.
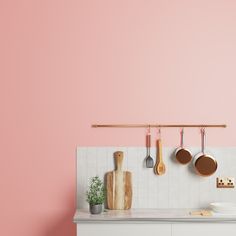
[86, 176, 106, 205]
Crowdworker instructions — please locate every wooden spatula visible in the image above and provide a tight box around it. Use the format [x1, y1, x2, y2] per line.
[154, 139, 166, 175]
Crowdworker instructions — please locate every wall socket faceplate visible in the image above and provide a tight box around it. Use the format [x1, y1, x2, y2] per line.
[217, 177, 235, 188]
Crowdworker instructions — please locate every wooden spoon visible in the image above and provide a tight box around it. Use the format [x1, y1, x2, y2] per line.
[154, 139, 166, 175]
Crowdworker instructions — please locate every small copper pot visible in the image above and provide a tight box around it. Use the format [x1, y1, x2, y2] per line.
[175, 128, 192, 164]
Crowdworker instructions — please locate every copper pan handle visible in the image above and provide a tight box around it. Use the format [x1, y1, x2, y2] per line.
[180, 128, 184, 148]
[201, 128, 206, 154]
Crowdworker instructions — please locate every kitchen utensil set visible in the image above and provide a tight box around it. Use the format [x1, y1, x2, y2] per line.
[146, 127, 217, 177]
[145, 128, 166, 175]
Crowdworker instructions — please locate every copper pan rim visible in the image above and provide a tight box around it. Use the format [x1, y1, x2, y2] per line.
[194, 154, 218, 176]
[175, 147, 192, 164]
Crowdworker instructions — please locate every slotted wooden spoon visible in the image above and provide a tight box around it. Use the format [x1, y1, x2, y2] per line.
[154, 138, 166, 175]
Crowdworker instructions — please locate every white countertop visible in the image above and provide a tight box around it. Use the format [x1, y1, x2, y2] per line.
[73, 208, 236, 223]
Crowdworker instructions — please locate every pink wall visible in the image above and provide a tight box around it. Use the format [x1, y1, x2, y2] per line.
[1, 0, 236, 235]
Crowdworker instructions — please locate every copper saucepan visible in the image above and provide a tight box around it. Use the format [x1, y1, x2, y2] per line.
[193, 128, 217, 176]
[175, 128, 192, 164]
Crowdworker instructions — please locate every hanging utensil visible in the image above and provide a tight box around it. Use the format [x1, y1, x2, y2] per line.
[193, 128, 217, 176]
[154, 128, 166, 175]
[175, 128, 192, 164]
[145, 126, 154, 168]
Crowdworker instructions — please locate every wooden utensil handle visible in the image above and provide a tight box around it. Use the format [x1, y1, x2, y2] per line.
[114, 151, 123, 171]
[146, 133, 151, 148]
[157, 139, 162, 162]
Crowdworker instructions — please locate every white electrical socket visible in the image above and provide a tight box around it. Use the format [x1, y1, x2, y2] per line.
[217, 177, 235, 188]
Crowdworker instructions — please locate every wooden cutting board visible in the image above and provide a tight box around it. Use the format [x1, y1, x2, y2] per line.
[106, 151, 132, 210]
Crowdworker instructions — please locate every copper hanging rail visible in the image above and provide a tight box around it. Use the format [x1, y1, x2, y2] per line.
[92, 124, 226, 128]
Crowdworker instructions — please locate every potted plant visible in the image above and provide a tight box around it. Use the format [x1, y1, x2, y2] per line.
[86, 176, 105, 214]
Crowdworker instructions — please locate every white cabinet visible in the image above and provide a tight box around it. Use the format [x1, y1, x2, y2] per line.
[172, 223, 236, 236]
[76, 223, 236, 236]
[77, 223, 171, 236]
[74, 208, 236, 236]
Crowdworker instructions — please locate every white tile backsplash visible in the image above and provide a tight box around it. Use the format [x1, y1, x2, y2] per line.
[76, 147, 236, 209]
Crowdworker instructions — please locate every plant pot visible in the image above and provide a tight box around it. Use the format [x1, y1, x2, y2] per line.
[89, 204, 103, 214]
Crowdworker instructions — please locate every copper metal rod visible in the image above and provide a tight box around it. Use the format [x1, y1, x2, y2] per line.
[92, 124, 227, 128]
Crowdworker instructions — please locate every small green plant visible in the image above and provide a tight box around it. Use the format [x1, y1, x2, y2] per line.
[86, 176, 105, 206]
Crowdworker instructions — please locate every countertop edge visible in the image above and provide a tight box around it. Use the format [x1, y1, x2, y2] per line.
[73, 218, 236, 224]
[73, 209, 236, 224]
